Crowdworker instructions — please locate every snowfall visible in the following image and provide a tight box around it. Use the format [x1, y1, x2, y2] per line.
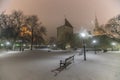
[0, 49, 120, 80]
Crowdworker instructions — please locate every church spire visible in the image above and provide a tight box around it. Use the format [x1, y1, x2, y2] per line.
[95, 15, 99, 28]
[93, 15, 106, 36]
[64, 18, 73, 28]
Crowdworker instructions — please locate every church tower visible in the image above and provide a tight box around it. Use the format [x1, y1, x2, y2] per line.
[93, 16, 106, 36]
[95, 16, 99, 28]
[57, 18, 73, 49]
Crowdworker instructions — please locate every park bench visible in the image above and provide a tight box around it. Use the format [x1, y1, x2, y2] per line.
[52, 55, 75, 76]
[60, 55, 75, 69]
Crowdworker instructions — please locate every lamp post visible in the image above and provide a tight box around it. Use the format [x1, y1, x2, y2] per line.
[6, 41, 10, 51]
[111, 42, 116, 51]
[92, 40, 97, 54]
[18, 40, 22, 51]
[80, 32, 86, 61]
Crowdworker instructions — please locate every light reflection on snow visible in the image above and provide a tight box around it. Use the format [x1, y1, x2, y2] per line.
[0, 51, 20, 57]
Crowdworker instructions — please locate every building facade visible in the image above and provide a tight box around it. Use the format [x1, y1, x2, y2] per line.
[57, 18, 73, 49]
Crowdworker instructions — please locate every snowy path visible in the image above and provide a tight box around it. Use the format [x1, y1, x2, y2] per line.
[0, 50, 120, 80]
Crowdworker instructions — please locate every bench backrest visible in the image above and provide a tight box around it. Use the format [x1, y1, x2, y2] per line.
[65, 55, 74, 63]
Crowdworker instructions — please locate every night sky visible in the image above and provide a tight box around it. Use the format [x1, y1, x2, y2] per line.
[0, 0, 120, 37]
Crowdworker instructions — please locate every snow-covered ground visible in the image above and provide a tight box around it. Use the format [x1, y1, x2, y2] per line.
[0, 50, 120, 80]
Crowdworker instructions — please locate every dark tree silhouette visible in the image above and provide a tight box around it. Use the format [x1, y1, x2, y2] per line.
[0, 10, 47, 50]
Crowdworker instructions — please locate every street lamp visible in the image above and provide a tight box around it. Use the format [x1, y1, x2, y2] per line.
[0, 43, 4, 49]
[80, 32, 86, 61]
[111, 42, 116, 51]
[53, 44, 56, 47]
[6, 41, 10, 51]
[6, 41, 10, 45]
[92, 40, 97, 54]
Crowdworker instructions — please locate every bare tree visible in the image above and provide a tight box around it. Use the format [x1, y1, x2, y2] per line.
[26, 15, 47, 50]
[105, 15, 120, 39]
[0, 10, 47, 50]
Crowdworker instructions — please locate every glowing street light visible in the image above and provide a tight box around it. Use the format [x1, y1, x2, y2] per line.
[80, 32, 86, 61]
[6, 41, 10, 51]
[53, 44, 56, 47]
[6, 41, 10, 46]
[111, 42, 116, 51]
[92, 40, 97, 54]
[111, 42, 116, 46]
[80, 32, 86, 38]
[92, 40, 97, 44]
[1, 44, 4, 47]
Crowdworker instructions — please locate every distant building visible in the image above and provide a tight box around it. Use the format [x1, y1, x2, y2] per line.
[93, 16, 106, 36]
[57, 18, 73, 49]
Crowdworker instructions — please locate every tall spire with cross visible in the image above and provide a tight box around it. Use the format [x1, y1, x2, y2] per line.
[93, 15, 106, 36]
[94, 15, 99, 28]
